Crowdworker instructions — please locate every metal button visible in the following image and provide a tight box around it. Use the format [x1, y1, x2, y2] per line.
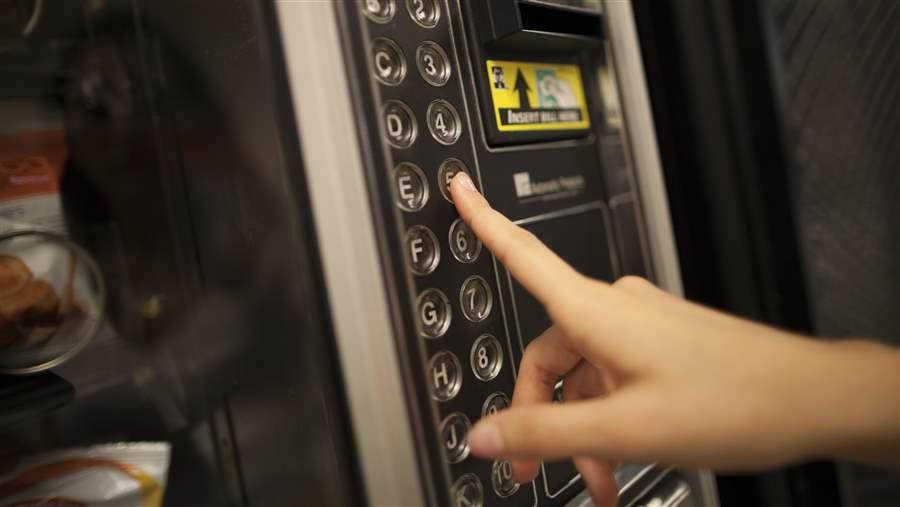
[383, 100, 417, 149]
[417, 288, 451, 339]
[427, 99, 462, 145]
[416, 41, 451, 87]
[406, 225, 439, 275]
[460, 275, 492, 322]
[439, 412, 471, 463]
[482, 392, 510, 417]
[405, 0, 440, 28]
[453, 474, 484, 507]
[372, 38, 406, 86]
[429, 350, 462, 401]
[361, 0, 395, 23]
[553, 379, 565, 403]
[491, 460, 520, 498]
[437, 158, 471, 203]
[470, 334, 503, 381]
[449, 218, 481, 263]
[394, 163, 429, 212]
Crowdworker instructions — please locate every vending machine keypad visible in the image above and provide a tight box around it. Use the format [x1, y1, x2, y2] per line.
[360, 0, 536, 504]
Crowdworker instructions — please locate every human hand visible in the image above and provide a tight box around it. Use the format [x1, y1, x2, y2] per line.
[449, 172, 900, 506]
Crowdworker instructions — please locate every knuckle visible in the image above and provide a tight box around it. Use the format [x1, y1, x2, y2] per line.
[613, 275, 653, 293]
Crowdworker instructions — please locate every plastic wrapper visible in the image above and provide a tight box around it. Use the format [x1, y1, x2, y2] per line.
[0, 443, 171, 507]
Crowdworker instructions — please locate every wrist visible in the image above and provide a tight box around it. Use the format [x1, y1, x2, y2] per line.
[803, 340, 900, 467]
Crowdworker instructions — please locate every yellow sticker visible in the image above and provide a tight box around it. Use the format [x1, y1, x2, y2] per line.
[486, 60, 590, 132]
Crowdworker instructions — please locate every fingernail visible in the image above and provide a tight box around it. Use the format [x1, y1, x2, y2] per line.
[454, 171, 478, 193]
[468, 421, 504, 456]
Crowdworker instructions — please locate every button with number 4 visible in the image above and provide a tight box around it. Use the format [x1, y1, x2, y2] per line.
[449, 218, 481, 263]
[482, 392, 510, 417]
[427, 99, 462, 145]
[416, 41, 451, 87]
[438, 158, 471, 202]
[453, 474, 484, 507]
[406, 0, 440, 28]
[460, 275, 492, 322]
[470, 334, 503, 381]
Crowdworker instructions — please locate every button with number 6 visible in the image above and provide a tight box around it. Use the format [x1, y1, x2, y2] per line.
[449, 218, 481, 263]
[470, 334, 503, 382]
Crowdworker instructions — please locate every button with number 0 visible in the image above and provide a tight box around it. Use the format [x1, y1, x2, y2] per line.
[470, 334, 503, 381]
[460, 275, 492, 322]
[449, 218, 481, 263]
[453, 474, 484, 507]
[427, 99, 462, 145]
[416, 41, 451, 87]
[362, 0, 395, 23]
[406, 0, 440, 28]
[438, 158, 471, 202]
[482, 392, 510, 417]
[491, 460, 520, 498]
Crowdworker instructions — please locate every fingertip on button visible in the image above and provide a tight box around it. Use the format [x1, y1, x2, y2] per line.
[453, 171, 477, 193]
[512, 460, 541, 485]
[468, 419, 504, 457]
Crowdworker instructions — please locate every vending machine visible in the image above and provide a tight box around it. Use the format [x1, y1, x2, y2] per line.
[0, 0, 752, 505]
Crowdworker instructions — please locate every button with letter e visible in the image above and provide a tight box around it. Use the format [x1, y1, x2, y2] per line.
[429, 350, 461, 401]
[394, 163, 429, 212]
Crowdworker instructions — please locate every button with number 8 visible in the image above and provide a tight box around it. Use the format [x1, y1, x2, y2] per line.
[470, 334, 503, 381]
[449, 218, 481, 263]
[416, 41, 451, 87]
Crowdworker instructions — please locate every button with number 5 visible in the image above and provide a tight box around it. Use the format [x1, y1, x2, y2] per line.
[449, 218, 481, 263]
[470, 334, 503, 382]
[416, 41, 451, 87]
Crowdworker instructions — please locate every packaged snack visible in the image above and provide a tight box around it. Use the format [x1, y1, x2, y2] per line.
[0, 443, 171, 507]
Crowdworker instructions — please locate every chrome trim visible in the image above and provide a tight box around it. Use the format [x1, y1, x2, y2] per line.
[604, 1, 720, 505]
[275, 2, 425, 505]
[512, 200, 608, 227]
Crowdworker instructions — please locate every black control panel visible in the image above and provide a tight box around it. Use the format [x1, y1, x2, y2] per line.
[345, 1, 652, 505]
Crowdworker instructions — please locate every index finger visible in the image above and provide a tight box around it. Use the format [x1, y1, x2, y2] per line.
[450, 172, 585, 309]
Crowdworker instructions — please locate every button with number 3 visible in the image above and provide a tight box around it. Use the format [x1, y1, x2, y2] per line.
[470, 334, 503, 381]
[416, 41, 451, 87]
[406, 0, 440, 28]
[449, 218, 481, 263]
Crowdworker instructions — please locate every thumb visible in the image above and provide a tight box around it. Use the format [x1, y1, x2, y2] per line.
[467, 395, 640, 464]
